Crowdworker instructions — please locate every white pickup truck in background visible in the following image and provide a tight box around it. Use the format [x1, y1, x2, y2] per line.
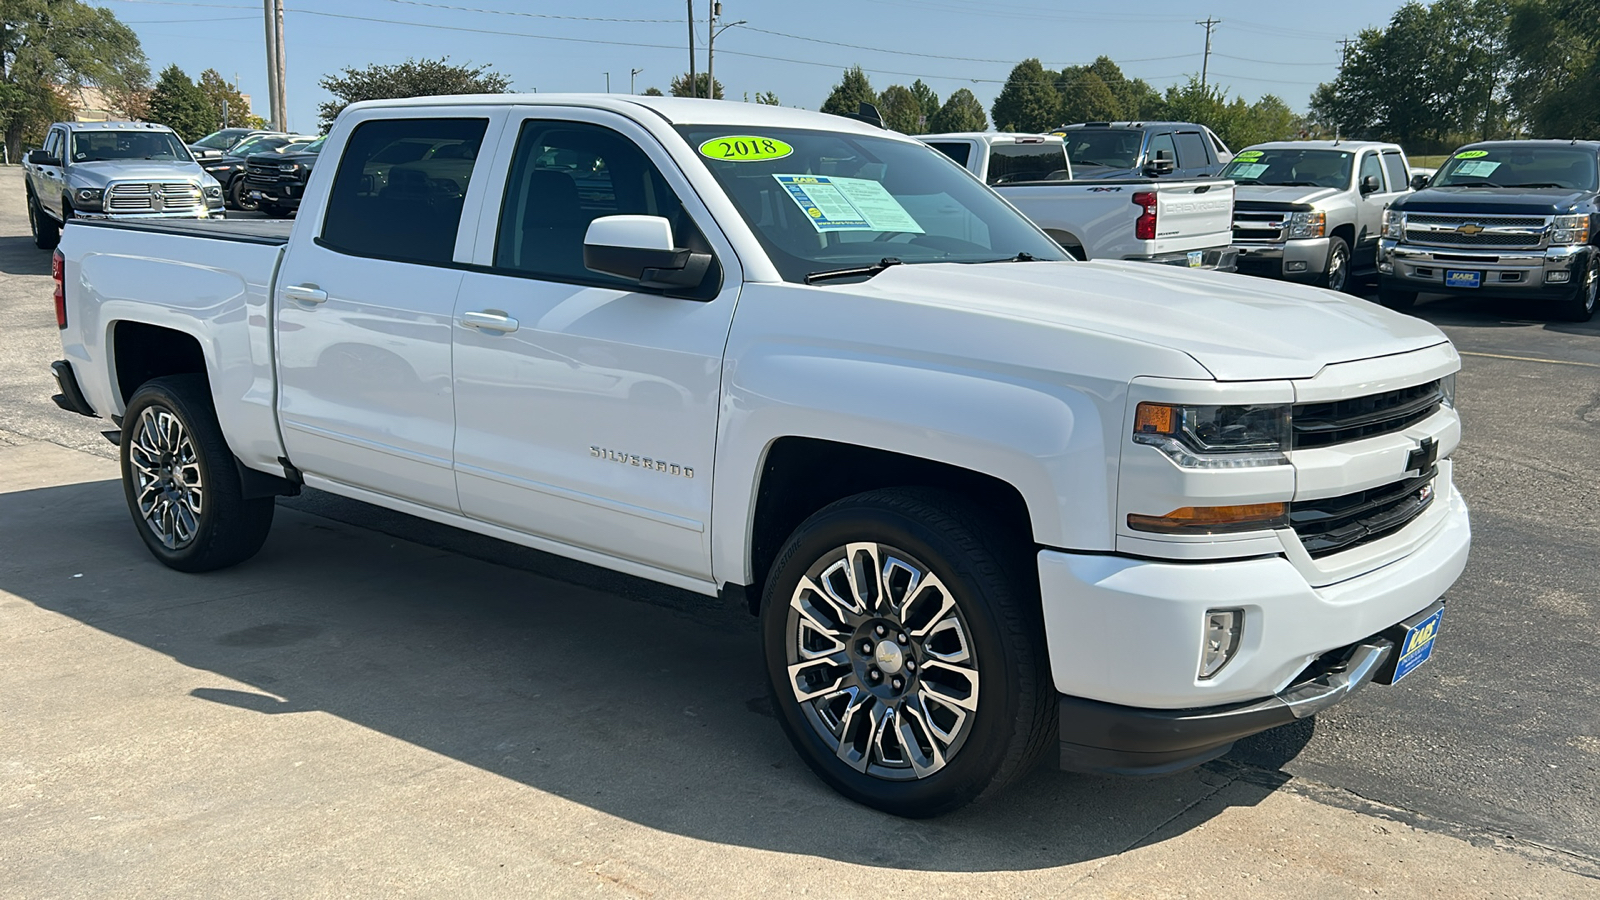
[50, 95, 1466, 817]
[920, 132, 1238, 270]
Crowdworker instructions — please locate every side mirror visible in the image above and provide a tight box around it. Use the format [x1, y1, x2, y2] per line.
[1360, 174, 1382, 195]
[583, 215, 712, 291]
[1144, 149, 1175, 176]
[1410, 173, 1431, 190]
[27, 149, 61, 167]
[193, 148, 222, 159]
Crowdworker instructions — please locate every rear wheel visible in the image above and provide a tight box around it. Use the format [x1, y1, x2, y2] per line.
[1378, 283, 1417, 311]
[29, 193, 59, 250]
[761, 488, 1054, 817]
[1317, 236, 1351, 292]
[120, 376, 275, 572]
[1552, 250, 1598, 322]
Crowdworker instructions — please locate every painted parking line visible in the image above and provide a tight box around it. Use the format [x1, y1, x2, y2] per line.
[1459, 350, 1600, 369]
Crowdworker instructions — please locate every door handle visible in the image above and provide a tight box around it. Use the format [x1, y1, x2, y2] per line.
[461, 310, 520, 334]
[283, 284, 328, 305]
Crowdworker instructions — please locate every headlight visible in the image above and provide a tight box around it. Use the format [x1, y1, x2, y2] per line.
[1551, 213, 1590, 245]
[1382, 208, 1404, 238]
[205, 185, 223, 199]
[279, 163, 301, 173]
[1439, 372, 1456, 409]
[75, 188, 103, 205]
[1132, 402, 1291, 468]
[1286, 210, 1326, 239]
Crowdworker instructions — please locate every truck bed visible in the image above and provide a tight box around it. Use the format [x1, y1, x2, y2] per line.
[69, 217, 293, 246]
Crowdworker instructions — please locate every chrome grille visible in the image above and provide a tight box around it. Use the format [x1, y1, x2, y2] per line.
[1292, 380, 1442, 449]
[1401, 212, 1547, 250]
[105, 181, 202, 213]
[1232, 210, 1286, 242]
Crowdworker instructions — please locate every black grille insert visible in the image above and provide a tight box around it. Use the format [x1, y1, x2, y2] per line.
[1292, 380, 1441, 449]
[1291, 468, 1436, 558]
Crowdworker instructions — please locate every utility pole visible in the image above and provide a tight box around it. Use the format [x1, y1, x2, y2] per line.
[686, 0, 697, 98]
[1195, 16, 1219, 90]
[605, 72, 611, 93]
[262, 0, 279, 129]
[273, 0, 287, 130]
[707, 3, 744, 103]
[631, 68, 644, 94]
[1337, 36, 1357, 66]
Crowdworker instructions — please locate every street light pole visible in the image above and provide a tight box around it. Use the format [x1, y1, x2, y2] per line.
[631, 68, 644, 95]
[707, 4, 744, 102]
[686, 0, 696, 98]
[605, 72, 611, 93]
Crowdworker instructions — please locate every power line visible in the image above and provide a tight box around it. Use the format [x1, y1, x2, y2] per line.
[373, 0, 679, 25]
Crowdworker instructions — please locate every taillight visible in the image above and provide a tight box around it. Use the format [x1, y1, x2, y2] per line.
[52, 248, 66, 329]
[1133, 191, 1157, 241]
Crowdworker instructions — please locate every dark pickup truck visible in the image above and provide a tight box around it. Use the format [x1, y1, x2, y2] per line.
[1377, 140, 1598, 321]
[242, 136, 324, 217]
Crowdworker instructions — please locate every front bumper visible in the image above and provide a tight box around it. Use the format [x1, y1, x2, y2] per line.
[1135, 246, 1239, 273]
[1378, 240, 1590, 298]
[1234, 237, 1330, 283]
[75, 207, 224, 221]
[246, 181, 305, 209]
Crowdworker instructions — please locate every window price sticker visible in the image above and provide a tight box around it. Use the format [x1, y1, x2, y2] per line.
[773, 174, 925, 234]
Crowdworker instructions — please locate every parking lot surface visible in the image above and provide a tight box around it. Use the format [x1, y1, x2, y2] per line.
[2, 169, 1596, 896]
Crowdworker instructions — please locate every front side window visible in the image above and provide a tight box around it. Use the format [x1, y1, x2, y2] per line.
[1359, 152, 1385, 191]
[1174, 132, 1210, 167]
[1221, 148, 1354, 189]
[986, 142, 1069, 184]
[1146, 132, 1176, 168]
[195, 129, 247, 150]
[677, 125, 1070, 284]
[70, 131, 189, 162]
[1062, 129, 1143, 169]
[319, 117, 488, 265]
[44, 130, 63, 158]
[1432, 146, 1598, 191]
[494, 119, 711, 291]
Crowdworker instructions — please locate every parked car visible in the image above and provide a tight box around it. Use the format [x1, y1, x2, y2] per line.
[198, 133, 317, 210]
[188, 127, 274, 160]
[242, 136, 325, 217]
[922, 132, 1237, 269]
[1226, 141, 1414, 292]
[1378, 140, 1599, 321]
[24, 121, 224, 249]
[48, 94, 1467, 817]
[1053, 121, 1233, 180]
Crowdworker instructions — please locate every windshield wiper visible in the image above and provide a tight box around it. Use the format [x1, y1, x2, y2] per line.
[805, 257, 903, 285]
[1501, 182, 1568, 189]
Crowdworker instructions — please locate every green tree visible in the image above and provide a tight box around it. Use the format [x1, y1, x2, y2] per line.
[990, 58, 1058, 132]
[146, 65, 211, 142]
[752, 90, 781, 105]
[643, 86, 665, 97]
[928, 88, 987, 133]
[669, 71, 724, 99]
[1057, 71, 1122, 125]
[196, 69, 263, 132]
[821, 66, 877, 117]
[318, 57, 510, 132]
[0, 0, 147, 160]
[1507, 0, 1600, 138]
[877, 84, 923, 134]
[909, 79, 940, 125]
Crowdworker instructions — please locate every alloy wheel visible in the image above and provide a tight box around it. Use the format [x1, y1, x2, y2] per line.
[1326, 244, 1348, 292]
[784, 542, 981, 781]
[128, 406, 205, 550]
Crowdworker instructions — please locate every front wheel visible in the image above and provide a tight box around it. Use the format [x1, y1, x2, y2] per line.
[1317, 236, 1351, 292]
[1552, 251, 1597, 322]
[120, 376, 275, 572]
[761, 488, 1054, 817]
[230, 178, 259, 212]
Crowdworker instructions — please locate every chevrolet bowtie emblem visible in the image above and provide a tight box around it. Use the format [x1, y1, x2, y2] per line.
[1455, 223, 1484, 235]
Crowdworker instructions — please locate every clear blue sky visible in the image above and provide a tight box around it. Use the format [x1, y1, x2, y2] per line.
[95, 0, 1410, 133]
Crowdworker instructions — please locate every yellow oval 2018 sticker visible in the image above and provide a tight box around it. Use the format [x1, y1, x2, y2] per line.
[699, 136, 793, 162]
[1234, 150, 1264, 160]
[1455, 150, 1489, 159]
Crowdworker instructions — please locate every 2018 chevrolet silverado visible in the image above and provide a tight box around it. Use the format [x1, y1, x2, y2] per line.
[920, 132, 1237, 269]
[49, 95, 1469, 817]
[1379, 140, 1599, 321]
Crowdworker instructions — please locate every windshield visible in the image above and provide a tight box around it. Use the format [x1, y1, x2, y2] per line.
[1432, 146, 1598, 190]
[1061, 129, 1143, 168]
[677, 125, 1070, 283]
[70, 131, 191, 162]
[302, 136, 326, 154]
[194, 129, 249, 150]
[1220, 148, 1353, 188]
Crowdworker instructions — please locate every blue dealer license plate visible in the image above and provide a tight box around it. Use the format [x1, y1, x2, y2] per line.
[1391, 607, 1444, 682]
[1444, 270, 1481, 289]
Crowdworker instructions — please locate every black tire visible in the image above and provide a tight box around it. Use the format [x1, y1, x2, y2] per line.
[1552, 250, 1598, 323]
[262, 204, 293, 219]
[229, 178, 259, 212]
[761, 488, 1054, 817]
[120, 375, 275, 572]
[1316, 236, 1352, 292]
[29, 192, 59, 250]
[1378, 283, 1417, 311]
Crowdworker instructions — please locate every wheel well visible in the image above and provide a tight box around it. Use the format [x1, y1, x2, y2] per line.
[1045, 229, 1085, 260]
[1332, 223, 1356, 248]
[113, 322, 208, 406]
[745, 437, 1034, 613]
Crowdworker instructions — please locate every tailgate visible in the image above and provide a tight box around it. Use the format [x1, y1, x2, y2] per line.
[1150, 180, 1234, 255]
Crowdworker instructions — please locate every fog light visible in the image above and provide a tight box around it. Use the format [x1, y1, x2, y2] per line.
[1201, 609, 1243, 679]
[1378, 259, 1393, 274]
[1546, 271, 1571, 284]
[1285, 260, 1308, 273]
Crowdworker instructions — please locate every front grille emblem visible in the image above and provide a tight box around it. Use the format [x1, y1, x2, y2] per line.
[1405, 437, 1439, 475]
[1454, 223, 1484, 235]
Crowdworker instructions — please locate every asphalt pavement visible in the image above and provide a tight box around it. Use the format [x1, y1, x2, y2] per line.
[2, 168, 1597, 895]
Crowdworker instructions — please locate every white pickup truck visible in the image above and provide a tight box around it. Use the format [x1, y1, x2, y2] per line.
[49, 95, 1468, 817]
[920, 132, 1238, 270]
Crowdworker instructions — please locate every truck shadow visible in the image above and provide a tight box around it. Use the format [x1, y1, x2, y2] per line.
[0, 478, 1306, 873]
[0, 235, 52, 276]
[1392, 292, 1600, 337]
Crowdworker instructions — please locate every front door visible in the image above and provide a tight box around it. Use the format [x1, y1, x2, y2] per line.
[451, 110, 741, 582]
[275, 112, 504, 512]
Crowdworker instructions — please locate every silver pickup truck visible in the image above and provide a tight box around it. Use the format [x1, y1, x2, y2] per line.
[25, 121, 225, 250]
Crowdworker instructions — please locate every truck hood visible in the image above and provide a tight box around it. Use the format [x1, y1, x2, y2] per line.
[841, 260, 1447, 380]
[1395, 186, 1592, 216]
[68, 160, 208, 187]
[1234, 185, 1344, 208]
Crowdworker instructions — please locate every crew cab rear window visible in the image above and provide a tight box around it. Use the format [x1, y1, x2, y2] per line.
[1174, 132, 1210, 167]
[925, 142, 971, 168]
[1381, 152, 1409, 191]
[319, 117, 488, 265]
[986, 142, 1068, 185]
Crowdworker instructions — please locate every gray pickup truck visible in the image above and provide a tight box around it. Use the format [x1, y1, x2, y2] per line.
[1225, 141, 1414, 292]
[25, 121, 225, 250]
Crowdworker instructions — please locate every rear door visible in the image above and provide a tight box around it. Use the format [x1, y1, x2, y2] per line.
[1173, 131, 1215, 178]
[1354, 150, 1404, 269]
[449, 107, 742, 582]
[274, 110, 508, 512]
